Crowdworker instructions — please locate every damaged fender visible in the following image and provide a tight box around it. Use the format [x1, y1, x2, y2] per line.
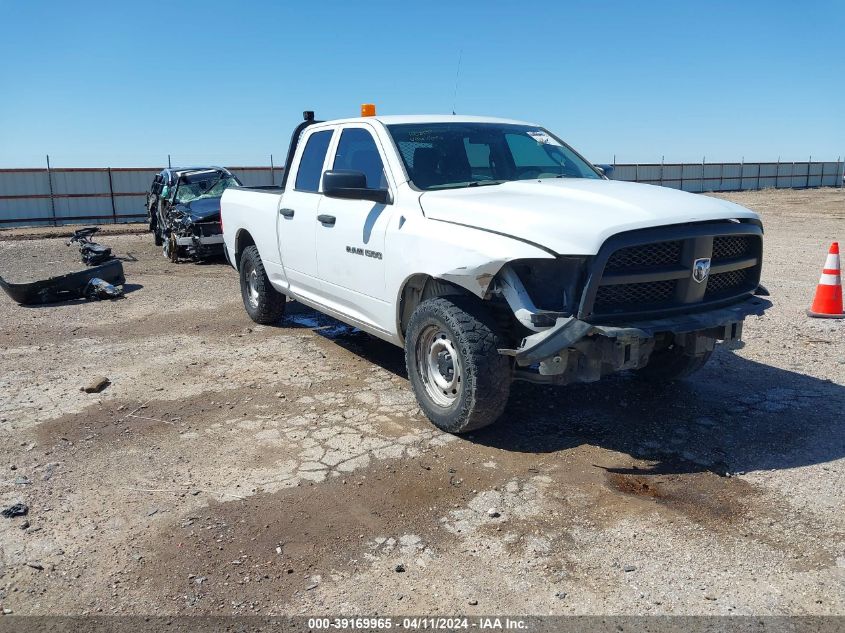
[439, 259, 507, 298]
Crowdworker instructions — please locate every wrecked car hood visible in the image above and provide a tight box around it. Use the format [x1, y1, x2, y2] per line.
[419, 179, 759, 255]
[174, 196, 222, 222]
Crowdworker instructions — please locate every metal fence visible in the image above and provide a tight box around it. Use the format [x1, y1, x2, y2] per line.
[0, 166, 284, 227]
[606, 160, 843, 192]
[0, 159, 842, 227]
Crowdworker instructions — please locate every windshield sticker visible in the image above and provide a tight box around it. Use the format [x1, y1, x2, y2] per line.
[526, 130, 562, 146]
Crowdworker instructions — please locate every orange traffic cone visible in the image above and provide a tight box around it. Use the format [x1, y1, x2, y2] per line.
[807, 242, 844, 318]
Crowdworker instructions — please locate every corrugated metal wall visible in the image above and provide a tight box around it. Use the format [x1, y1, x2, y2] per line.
[0, 167, 284, 227]
[606, 161, 843, 192]
[0, 161, 841, 228]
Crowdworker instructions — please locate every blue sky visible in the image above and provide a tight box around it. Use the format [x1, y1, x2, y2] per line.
[1, 0, 842, 167]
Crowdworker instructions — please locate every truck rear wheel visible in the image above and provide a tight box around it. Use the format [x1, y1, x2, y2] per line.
[239, 245, 286, 324]
[405, 297, 512, 434]
[635, 346, 713, 382]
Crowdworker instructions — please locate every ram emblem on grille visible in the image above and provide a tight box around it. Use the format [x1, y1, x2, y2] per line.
[692, 257, 712, 284]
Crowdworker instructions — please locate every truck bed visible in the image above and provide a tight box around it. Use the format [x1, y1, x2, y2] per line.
[221, 186, 286, 281]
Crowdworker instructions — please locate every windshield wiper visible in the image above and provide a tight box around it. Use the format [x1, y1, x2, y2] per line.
[467, 180, 506, 187]
[425, 180, 507, 191]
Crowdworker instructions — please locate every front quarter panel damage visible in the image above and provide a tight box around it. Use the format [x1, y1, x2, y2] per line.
[439, 260, 506, 298]
[387, 213, 556, 340]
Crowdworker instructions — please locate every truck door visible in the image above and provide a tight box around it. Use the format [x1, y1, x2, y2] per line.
[315, 125, 395, 331]
[277, 128, 334, 298]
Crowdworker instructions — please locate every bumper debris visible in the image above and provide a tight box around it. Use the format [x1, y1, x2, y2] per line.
[0, 259, 125, 305]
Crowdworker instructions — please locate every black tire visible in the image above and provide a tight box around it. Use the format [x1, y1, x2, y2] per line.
[165, 233, 180, 263]
[147, 203, 163, 246]
[635, 346, 713, 382]
[239, 245, 286, 324]
[405, 296, 512, 434]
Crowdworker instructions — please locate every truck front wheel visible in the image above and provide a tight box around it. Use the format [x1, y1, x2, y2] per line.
[635, 346, 713, 382]
[239, 245, 286, 324]
[405, 297, 512, 434]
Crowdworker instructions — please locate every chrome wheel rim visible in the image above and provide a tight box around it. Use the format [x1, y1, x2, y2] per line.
[244, 262, 260, 309]
[416, 325, 462, 407]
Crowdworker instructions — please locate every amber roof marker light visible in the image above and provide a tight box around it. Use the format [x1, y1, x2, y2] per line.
[361, 104, 376, 117]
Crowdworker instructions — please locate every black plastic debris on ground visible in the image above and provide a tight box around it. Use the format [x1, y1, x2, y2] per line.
[1, 503, 29, 518]
[0, 259, 125, 305]
[84, 277, 123, 300]
[67, 227, 114, 266]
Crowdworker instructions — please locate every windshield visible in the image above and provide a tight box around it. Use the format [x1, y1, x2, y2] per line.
[173, 173, 239, 204]
[387, 123, 601, 191]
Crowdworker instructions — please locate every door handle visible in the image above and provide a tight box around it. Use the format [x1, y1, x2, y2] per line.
[317, 214, 336, 226]
[279, 208, 295, 218]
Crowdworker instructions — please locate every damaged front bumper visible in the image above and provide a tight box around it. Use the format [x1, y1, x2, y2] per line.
[175, 233, 223, 247]
[0, 259, 125, 305]
[499, 294, 772, 383]
[171, 224, 224, 259]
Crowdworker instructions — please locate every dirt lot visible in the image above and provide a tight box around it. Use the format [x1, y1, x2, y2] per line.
[0, 188, 843, 616]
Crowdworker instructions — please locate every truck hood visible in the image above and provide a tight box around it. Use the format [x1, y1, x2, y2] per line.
[174, 196, 222, 223]
[418, 179, 759, 255]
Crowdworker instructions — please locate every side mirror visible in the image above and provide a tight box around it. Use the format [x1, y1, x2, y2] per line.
[595, 164, 614, 178]
[323, 170, 390, 204]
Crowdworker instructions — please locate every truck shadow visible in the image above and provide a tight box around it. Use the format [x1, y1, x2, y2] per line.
[281, 305, 845, 477]
[476, 350, 845, 477]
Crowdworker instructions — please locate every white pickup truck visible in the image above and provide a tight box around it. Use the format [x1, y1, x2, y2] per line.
[221, 110, 771, 433]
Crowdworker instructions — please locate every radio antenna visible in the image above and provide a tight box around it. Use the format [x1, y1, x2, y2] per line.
[452, 48, 463, 115]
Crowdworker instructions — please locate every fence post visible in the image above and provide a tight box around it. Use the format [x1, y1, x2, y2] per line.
[740, 157, 744, 191]
[806, 156, 811, 188]
[635, 163, 639, 183]
[107, 167, 117, 223]
[718, 162, 724, 191]
[756, 163, 761, 190]
[270, 154, 275, 186]
[660, 156, 664, 187]
[46, 154, 57, 227]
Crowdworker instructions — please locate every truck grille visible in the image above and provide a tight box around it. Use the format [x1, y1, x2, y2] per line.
[712, 236, 752, 260]
[583, 224, 763, 322]
[595, 280, 676, 307]
[605, 240, 682, 271]
[705, 268, 749, 297]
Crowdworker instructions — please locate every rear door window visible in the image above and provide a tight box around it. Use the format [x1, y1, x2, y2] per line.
[295, 130, 333, 192]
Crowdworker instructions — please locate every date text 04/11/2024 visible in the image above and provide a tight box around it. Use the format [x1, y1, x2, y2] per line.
[306, 617, 528, 630]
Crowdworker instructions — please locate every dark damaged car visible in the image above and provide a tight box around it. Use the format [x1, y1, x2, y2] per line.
[146, 167, 241, 261]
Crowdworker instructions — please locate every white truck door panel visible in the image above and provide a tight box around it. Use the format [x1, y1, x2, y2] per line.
[277, 128, 334, 297]
[315, 125, 396, 332]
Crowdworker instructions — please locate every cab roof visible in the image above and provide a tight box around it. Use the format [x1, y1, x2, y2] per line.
[314, 114, 540, 127]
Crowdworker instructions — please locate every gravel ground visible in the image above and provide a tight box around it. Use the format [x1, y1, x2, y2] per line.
[0, 188, 842, 616]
